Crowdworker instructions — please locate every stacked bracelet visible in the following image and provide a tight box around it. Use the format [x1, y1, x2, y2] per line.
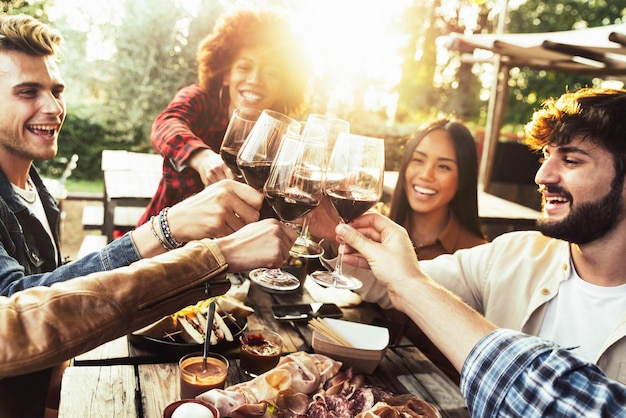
[159, 207, 185, 249]
[149, 216, 170, 250]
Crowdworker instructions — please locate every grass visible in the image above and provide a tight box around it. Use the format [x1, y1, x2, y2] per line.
[65, 179, 104, 194]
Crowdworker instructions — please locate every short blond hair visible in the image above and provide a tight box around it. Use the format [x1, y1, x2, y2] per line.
[0, 14, 63, 56]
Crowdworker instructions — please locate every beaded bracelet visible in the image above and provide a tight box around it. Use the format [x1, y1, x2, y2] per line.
[149, 216, 170, 250]
[159, 207, 185, 249]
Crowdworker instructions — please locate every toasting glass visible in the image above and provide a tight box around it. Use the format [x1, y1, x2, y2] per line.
[220, 107, 262, 180]
[248, 128, 326, 291]
[309, 133, 385, 290]
[287, 118, 341, 258]
[236, 109, 301, 191]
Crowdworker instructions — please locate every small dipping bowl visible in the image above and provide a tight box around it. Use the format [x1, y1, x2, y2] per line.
[239, 329, 283, 377]
[163, 399, 220, 418]
[178, 352, 228, 399]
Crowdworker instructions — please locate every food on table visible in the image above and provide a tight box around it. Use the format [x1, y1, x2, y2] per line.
[214, 294, 254, 322]
[197, 352, 440, 417]
[359, 393, 442, 418]
[170, 401, 216, 418]
[179, 353, 228, 399]
[163, 400, 219, 418]
[177, 302, 232, 345]
[199, 351, 341, 415]
[239, 330, 283, 377]
[133, 296, 253, 345]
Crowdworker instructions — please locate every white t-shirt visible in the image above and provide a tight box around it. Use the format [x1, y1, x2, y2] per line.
[539, 260, 626, 362]
[12, 179, 59, 262]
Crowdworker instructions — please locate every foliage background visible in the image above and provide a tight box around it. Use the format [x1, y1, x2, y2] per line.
[3, 0, 625, 181]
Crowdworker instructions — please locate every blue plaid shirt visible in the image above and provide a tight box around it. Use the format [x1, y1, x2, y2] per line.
[461, 329, 626, 417]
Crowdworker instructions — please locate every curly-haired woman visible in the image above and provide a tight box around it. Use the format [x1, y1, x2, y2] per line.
[138, 8, 310, 226]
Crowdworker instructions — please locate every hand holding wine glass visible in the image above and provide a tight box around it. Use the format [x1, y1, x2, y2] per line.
[248, 129, 326, 291]
[309, 133, 385, 290]
[220, 107, 262, 180]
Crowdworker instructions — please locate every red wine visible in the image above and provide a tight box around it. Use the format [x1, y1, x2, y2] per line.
[326, 189, 378, 222]
[265, 190, 319, 222]
[238, 161, 272, 190]
[220, 146, 242, 177]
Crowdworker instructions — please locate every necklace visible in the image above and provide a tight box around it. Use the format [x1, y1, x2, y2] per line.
[14, 178, 37, 204]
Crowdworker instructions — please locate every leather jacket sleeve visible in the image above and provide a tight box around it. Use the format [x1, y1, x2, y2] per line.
[0, 238, 230, 378]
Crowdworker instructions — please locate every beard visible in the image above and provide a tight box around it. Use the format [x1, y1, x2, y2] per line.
[537, 178, 624, 244]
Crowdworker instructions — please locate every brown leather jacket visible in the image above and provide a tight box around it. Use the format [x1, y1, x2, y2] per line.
[0, 238, 231, 415]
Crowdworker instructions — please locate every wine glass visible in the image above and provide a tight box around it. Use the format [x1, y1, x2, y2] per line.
[290, 114, 350, 258]
[248, 129, 326, 291]
[220, 107, 262, 180]
[309, 133, 385, 290]
[236, 109, 301, 191]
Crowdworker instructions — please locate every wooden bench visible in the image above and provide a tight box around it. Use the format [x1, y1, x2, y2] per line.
[81, 205, 146, 232]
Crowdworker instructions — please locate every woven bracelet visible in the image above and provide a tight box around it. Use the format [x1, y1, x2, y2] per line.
[159, 207, 185, 249]
[149, 216, 171, 250]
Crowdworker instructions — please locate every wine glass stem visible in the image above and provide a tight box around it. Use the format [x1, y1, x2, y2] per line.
[299, 215, 311, 241]
[334, 242, 345, 281]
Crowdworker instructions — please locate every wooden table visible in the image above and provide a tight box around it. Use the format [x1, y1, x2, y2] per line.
[383, 171, 541, 232]
[59, 275, 469, 418]
[101, 150, 163, 241]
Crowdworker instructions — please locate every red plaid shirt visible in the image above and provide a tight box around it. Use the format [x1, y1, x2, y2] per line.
[138, 84, 230, 226]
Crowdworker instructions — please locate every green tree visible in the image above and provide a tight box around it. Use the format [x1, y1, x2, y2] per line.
[93, 0, 198, 149]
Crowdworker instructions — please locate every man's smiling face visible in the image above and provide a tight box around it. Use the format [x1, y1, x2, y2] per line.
[535, 136, 625, 244]
[0, 50, 65, 164]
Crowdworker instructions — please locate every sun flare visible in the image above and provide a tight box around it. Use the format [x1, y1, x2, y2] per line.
[293, 0, 411, 114]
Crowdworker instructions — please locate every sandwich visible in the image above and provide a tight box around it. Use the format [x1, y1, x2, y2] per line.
[134, 295, 253, 344]
[176, 303, 234, 345]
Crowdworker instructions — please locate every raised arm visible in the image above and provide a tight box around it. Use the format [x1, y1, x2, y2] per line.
[336, 212, 495, 371]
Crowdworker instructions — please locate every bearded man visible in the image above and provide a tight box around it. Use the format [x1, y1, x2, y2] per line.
[342, 87, 626, 384]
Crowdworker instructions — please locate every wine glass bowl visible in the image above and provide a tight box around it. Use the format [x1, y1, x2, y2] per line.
[220, 107, 262, 180]
[306, 114, 350, 166]
[264, 132, 325, 223]
[237, 109, 301, 190]
[309, 132, 385, 290]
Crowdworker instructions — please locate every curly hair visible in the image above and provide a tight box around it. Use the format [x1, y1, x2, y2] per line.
[196, 8, 310, 115]
[389, 119, 483, 239]
[0, 14, 63, 56]
[525, 87, 626, 179]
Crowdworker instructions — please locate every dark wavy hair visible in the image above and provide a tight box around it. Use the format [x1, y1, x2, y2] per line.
[389, 119, 483, 239]
[525, 87, 626, 181]
[196, 8, 310, 115]
[0, 14, 63, 56]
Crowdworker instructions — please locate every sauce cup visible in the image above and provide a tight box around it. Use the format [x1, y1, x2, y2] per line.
[239, 329, 283, 377]
[179, 352, 228, 399]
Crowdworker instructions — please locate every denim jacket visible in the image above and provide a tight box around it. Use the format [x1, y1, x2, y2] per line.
[0, 166, 142, 297]
[0, 166, 146, 416]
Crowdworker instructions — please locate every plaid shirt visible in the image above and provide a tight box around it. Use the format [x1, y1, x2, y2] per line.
[461, 329, 626, 417]
[137, 84, 229, 226]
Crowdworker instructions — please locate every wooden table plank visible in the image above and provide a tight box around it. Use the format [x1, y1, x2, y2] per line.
[138, 363, 178, 418]
[73, 336, 130, 363]
[59, 365, 137, 417]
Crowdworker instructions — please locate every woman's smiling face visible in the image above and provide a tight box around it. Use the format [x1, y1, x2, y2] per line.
[403, 129, 459, 216]
[225, 46, 283, 115]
